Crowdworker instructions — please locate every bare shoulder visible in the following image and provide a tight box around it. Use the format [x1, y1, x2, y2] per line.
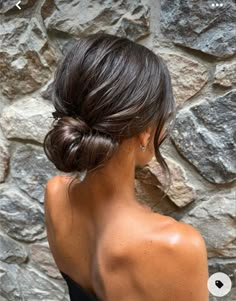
[162, 220, 209, 275]
[104, 217, 209, 301]
[161, 218, 208, 250]
[132, 216, 208, 261]
[44, 175, 62, 225]
[44, 175, 73, 207]
[44, 175, 62, 211]
[158, 220, 209, 300]
[174, 220, 208, 249]
[44, 175, 73, 228]
[138, 219, 209, 300]
[45, 174, 71, 191]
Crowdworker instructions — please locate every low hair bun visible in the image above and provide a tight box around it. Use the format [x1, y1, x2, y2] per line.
[43, 116, 119, 173]
[43, 33, 176, 190]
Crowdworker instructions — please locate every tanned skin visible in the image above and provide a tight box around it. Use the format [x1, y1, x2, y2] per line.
[44, 125, 209, 301]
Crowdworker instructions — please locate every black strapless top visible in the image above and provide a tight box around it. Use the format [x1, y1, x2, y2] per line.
[60, 270, 99, 301]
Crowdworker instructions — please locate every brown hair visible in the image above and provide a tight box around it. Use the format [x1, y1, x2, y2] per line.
[43, 33, 175, 197]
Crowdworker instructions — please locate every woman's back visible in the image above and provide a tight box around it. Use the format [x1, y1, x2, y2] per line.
[44, 175, 209, 301]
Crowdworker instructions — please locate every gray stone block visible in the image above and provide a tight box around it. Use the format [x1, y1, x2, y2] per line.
[161, 0, 236, 58]
[171, 90, 236, 184]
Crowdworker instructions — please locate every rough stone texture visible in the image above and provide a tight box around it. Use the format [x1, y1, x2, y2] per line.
[0, 127, 10, 183]
[171, 90, 236, 184]
[43, 0, 150, 38]
[0, 261, 66, 301]
[146, 156, 196, 207]
[181, 192, 236, 258]
[0, 183, 46, 242]
[0, 233, 28, 264]
[159, 52, 208, 106]
[0, 0, 35, 13]
[214, 59, 236, 87]
[10, 143, 59, 204]
[42, 0, 150, 54]
[0, 16, 57, 99]
[0, 96, 54, 144]
[160, 0, 236, 58]
[134, 178, 178, 216]
[30, 241, 63, 279]
[40, 78, 54, 101]
[0, 95, 8, 114]
[0, 0, 236, 299]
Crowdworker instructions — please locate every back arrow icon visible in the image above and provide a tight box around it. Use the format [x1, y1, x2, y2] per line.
[16, 1, 21, 10]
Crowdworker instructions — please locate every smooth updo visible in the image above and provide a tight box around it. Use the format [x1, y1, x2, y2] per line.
[43, 32, 175, 189]
[44, 115, 119, 173]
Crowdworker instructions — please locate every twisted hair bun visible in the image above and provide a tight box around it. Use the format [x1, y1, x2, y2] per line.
[43, 33, 175, 184]
[44, 116, 119, 173]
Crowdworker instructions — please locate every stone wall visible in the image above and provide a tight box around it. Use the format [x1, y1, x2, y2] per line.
[0, 0, 235, 300]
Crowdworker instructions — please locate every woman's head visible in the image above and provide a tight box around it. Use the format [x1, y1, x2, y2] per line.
[43, 32, 175, 190]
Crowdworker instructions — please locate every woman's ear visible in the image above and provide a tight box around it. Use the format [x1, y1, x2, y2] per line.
[138, 126, 152, 147]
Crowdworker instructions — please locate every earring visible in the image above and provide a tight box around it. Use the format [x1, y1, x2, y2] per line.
[139, 144, 146, 152]
[79, 169, 87, 182]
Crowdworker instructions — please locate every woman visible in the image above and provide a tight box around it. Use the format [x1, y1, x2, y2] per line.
[43, 33, 209, 301]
